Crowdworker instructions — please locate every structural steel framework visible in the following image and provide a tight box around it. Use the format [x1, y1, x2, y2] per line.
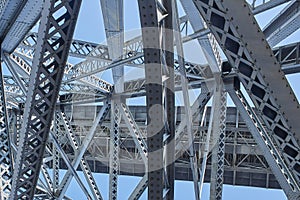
[0, 0, 299, 199]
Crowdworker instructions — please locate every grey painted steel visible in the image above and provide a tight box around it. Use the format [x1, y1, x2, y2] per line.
[0, 62, 12, 199]
[56, 101, 110, 199]
[100, 1, 124, 199]
[263, 0, 300, 47]
[198, 106, 211, 197]
[0, 0, 29, 39]
[17, 33, 300, 79]
[163, 0, 175, 199]
[1, 0, 300, 198]
[0, 0, 9, 19]
[46, 105, 283, 189]
[1, 0, 43, 53]
[119, 103, 148, 164]
[226, 78, 300, 199]
[108, 101, 120, 200]
[193, 0, 300, 191]
[251, 0, 291, 14]
[180, 0, 222, 73]
[173, 1, 200, 199]
[128, 175, 148, 200]
[58, 112, 103, 200]
[49, 131, 92, 199]
[138, 0, 164, 198]
[3, 54, 27, 94]
[20, 32, 106, 59]
[7, 50, 111, 96]
[10, 48, 113, 94]
[52, 114, 60, 195]
[10, 0, 82, 198]
[175, 84, 213, 151]
[40, 164, 53, 194]
[273, 41, 300, 74]
[209, 80, 227, 200]
[100, 0, 124, 93]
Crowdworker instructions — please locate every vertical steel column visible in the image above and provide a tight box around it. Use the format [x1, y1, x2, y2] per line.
[209, 76, 227, 200]
[109, 101, 120, 200]
[0, 58, 13, 200]
[163, 0, 175, 199]
[138, 0, 164, 199]
[10, 0, 82, 199]
[100, 1, 124, 198]
[52, 113, 60, 195]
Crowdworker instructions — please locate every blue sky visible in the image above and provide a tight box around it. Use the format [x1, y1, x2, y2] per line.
[56, 0, 299, 199]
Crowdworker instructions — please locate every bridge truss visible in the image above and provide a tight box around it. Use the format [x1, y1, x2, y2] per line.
[0, 0, 300, 199]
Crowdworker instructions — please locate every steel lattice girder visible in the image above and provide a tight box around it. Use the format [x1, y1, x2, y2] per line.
[225, 78, 300, 199]
[192, 0, 300, 197]
[57, 111, 103, 199]
[263, 0, 300, 47]
[55, 100, 110, 199]
[251, 0, 291, 14]
[14, 32, 300, 79]
[57, 104, 283, 188]
[209, 79, 227, 200]
[10, 0, 82, 199]
[0, 62, 13, 199]
[20, 32, 107, 59]
[1, 0, 43, 53]
[0, 1, 298, 198]
[137, 0, 165, 198]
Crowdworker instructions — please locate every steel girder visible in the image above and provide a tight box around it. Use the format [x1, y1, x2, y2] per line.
[0, 0, 299, 198]
[57, 111, 103, 199]
[251, 0, 291, 14]
[20, 32, 107, 59]
[0, 61, 13, 199]
[193, 0, 300, 197]
[225, 78, 300, 199]
[263, 0, 300, 47]
[209, 77, 227, 200]
[137, 0, 165, 198]
[173, 1, 202, 199]
[59, 105, 283, 189]
[56, 101, 110, 199]
[11, 28, 297, 96]
[4, 38, 300, 104]
[16, 33, 300, 77]
[0, 0, 30, 40]
[163, 0, 176, 199]
[274, 41, 300, 74]
[10, 0, 82, 198]
[1, 0, 43, 53]
[99, 1, 125, 199]
[7, 49, 113, 94]
[108, 101, 121, 200]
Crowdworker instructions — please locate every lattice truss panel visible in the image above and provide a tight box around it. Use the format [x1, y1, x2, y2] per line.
[0, 64, 12, 199]
[193, 0, 300, 193]
[9, 0, 82, 199]
[0, 0, 300, 199]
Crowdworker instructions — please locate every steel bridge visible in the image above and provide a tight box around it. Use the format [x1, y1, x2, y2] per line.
[0, 0, 300, 199]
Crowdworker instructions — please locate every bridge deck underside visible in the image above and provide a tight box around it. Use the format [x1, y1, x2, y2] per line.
[48, 106, 281, 190]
